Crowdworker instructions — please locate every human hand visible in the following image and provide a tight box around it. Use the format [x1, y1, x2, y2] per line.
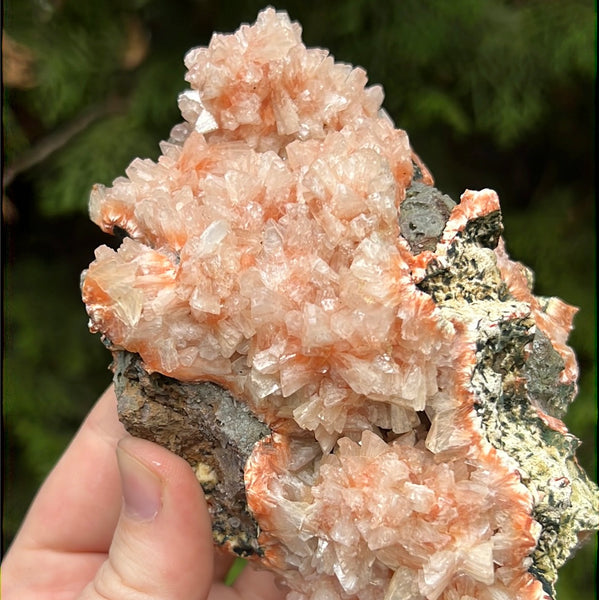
[1, 385, 285, 600]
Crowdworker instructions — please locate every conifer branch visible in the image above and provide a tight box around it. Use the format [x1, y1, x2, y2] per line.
[2, 96, 126, 191]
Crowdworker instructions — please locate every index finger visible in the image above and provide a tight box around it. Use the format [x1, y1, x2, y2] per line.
[10, 385, 127, 555]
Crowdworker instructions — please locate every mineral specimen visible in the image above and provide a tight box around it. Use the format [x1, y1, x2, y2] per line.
[81, 8, 598, 600]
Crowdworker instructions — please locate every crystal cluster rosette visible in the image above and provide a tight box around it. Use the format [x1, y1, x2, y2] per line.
[81, 8, 598, 600]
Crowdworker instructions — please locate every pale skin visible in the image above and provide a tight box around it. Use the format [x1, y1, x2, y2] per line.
[1, 385, 286, 600]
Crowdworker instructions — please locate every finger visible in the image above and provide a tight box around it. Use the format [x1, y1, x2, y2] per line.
[206, 561, 286, 600]
[1, 386, 127, 598]
[232, 561, 287, 600]
[79, 436, 214, 600]
[6, 385, 126, 557]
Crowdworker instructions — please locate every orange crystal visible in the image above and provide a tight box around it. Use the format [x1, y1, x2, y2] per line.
[81, 9, 598, 599]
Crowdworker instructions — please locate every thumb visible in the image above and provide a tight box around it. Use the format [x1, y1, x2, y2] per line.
[79, 436, 214, 600]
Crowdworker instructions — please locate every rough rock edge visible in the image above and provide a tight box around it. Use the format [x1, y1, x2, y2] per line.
[113, 349, 270, 557]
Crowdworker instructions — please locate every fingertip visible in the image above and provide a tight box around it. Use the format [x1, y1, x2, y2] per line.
[116, 435, 213, 543]
[82, 436, 215, 599]
[233, 562, 288, 600]
[116, 443, 163, 521]
[116, 435, 184, 477]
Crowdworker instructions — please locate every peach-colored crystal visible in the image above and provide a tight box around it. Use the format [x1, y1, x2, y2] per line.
[82, 8, 598, 600]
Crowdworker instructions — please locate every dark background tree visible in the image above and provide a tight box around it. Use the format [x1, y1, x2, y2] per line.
[2, 0, 596, 596]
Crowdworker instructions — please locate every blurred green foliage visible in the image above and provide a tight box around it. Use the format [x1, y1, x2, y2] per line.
[2, 0, 596, 596]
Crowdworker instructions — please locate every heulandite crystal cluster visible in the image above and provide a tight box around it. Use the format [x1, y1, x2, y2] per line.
[81, 8, 598, 600]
